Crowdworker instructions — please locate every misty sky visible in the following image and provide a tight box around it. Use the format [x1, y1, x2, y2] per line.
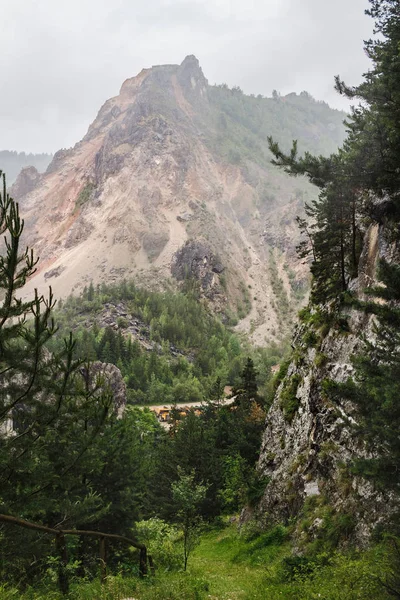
[1, 0, 373, 154]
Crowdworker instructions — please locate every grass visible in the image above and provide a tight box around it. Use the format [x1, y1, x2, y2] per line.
[189, 524, 290, 599]
[0, 523, 396, 599]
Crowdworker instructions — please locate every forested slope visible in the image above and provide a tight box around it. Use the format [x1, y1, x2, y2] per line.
[50, 280, 286, 405]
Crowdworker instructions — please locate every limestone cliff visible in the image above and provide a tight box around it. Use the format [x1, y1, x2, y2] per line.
[255, 216, 398, 542]
[15, 56, 346, 345]
[83, 361, 127, 418]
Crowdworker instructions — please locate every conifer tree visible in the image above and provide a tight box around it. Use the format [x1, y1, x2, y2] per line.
[233, 357, 260, 406]
[268, 0, 400, 499]
[0, 172, 151, 587]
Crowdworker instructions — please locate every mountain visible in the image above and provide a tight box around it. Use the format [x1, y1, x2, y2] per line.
[14, 56, 347, 345]
[0, 150, 52, 185]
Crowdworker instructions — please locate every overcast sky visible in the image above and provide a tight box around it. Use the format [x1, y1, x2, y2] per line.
[1, 0, 373, 154]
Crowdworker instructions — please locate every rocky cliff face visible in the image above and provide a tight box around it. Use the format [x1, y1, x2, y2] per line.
[16, 56, 346, 345]
[255, 218, 398, 542]
[83, 362, 127, 418]
[2, 361, 127, 436]
[11, 166, 42, 198]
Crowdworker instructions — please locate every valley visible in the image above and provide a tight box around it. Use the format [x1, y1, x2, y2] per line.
[2, 2, 400, 597]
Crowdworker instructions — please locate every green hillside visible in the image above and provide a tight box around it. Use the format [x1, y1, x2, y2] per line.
[207, 85, 347, 167]
[50, 280, 287, 405]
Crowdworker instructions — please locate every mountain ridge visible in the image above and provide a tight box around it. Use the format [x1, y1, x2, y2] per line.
[14, 55, 347, 345]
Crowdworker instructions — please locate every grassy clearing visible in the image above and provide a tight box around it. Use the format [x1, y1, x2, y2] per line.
[188, 524, 289, 599]
[0, 523, 395, 599]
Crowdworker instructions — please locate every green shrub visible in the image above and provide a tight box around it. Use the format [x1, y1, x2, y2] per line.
[272, 358, 291, 392]
[219, 273, 227, 290]
[135, 518, 182, 572]
[117, 316, 128, 329]
[335, 315, 350, 333]
[302, 329, 318, 348]
[298, 307, 311, 322]
[315, 352, 328, 368]
[279, 554, 322, 582]
[251, 525, 289, 549]
[75, 182, 95, 209]
[280, 374, 302, 422]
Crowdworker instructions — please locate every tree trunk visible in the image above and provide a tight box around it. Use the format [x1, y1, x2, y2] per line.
[99, 536, 107, 584]
[55, 532, 69, 596]
[139, 546, 148, 577]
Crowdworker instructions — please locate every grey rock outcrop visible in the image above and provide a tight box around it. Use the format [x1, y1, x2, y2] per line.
[171, 239, 224, 294]
[82, 362, 127, 418]
[64, 217, 92, 249]
[11, 166, 41, 200]
[255, 221, 398, 543]
[1, 360, 127, 436]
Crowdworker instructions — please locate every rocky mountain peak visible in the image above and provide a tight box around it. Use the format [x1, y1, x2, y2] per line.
[177, 55, 208, 101]
[180, 54, 201, 70]
[15, 58, 347, 345]
[82, 56, 208, 148]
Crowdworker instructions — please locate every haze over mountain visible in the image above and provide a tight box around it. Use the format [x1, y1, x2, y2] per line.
[0, 151, 52, 185]
[14, 56, 347, 345]
[1, 0, 372, 153]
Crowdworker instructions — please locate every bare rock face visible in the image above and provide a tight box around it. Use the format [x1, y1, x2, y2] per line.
[64, 217, 92, 249]
[82, 362, 127, 418]
[2, 360, 127, 436]
[171, 239, 223, 278]
[171, 239, 224, 297]
[176, 54, 208, 108]
[142, 229, 170, 262]
[254, 222, 398, 542]
[44, 265, 66, 280]
[11, 166, 41, 200]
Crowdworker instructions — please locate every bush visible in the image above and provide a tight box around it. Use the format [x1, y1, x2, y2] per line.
[75, 182, 95, 209]
[272, 359, 291, 392]
[251, 525, 289, 549]
[315, 352, 328, 368]
[302, 330, 318, 348]
[135, 518, 182, 572]
[279, 554, 322, 582]
[280, 374, 302, 422]
[117, 316, 128, 329]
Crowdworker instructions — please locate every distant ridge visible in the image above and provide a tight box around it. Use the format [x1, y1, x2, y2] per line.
[0, 150, 53, 184]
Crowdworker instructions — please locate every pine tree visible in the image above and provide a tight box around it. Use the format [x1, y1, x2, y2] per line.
[233, 357, 260, 405]
[87, 280, 95, 301]
[0, 172, 146, 587]
[268, 1, 400, 498]
[209, 376, 225, 408]
[335, 0, 400, 198]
